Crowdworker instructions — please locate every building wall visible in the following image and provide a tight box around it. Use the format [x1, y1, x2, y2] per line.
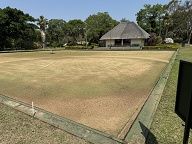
[131, 39, 145, 46]
[105, 39, 145, 48]
[106, 39, 115, 47]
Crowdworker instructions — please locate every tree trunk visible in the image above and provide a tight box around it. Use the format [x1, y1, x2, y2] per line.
[188, 30, 192, 44]
[40, 30, 46, 48]
[165, 27, 168, 39]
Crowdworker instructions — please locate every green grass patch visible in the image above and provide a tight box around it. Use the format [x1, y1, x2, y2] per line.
[147, 46, 192, 143]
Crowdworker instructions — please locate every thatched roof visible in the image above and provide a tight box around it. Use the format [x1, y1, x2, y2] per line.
[100, 22, 150, 40]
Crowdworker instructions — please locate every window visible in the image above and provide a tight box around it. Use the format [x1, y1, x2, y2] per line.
[115, 39, 122, 46]
[123, 39, 131, 46]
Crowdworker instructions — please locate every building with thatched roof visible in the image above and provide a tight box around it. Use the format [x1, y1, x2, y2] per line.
[100, 22, 150, 48]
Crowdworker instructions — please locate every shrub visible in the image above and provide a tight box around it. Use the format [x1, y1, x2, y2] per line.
[64, 46, 93, 50]
[174, 38, 183, 43]
[98, 41, 105, 47]
[142, 44, 180, 50]
[31, 42, 41, 49]
[90, 43, 99, 48]
[156, 36, 162, 44]
[147, 33, 162, 46]
[67, 41, 77, 46]
[50, 41, 60, 47]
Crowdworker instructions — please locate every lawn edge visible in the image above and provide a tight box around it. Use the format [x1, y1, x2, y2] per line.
[124, 50, 178, 143]
[0, 94, 123, 144]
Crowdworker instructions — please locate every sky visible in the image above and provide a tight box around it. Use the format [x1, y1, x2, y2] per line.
[0, 0, 184, 22]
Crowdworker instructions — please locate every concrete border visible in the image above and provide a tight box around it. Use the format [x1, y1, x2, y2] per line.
[125, 50, 178, 143]
[0, 94, 123, 144]
[0, 50, 177, 144]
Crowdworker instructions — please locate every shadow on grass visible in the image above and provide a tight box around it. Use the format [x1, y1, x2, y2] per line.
[139, 121, 158, 144]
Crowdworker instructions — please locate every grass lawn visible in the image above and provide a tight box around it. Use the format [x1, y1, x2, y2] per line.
[0, 50, 174, 137]
[147, 46, 192, 143]
[0, 102, 89, 144]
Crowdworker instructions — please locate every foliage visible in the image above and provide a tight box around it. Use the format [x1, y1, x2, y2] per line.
[142, 44, 180, 50]
[165, 0, 192, 44]
[147, 33, 162, 46]
[64, 46, 93, 50]
[85, 12, 119, 43]
[3, 1, 192, 49]
[36, 16, 48, 32]
[137, 0, 192, 44]
[50, 41, 60, 47]
[120, 18, 130, 23]
[98, 41, 105, 47]
[0, 7, 36, 49]
[65, 19, 85, 43]
[136, 4, 165, 35]
[36, 15, 48, 48]
[173, 37, 184, 43]
[33, 42, 42, 49]
[47, 19, 67, 47]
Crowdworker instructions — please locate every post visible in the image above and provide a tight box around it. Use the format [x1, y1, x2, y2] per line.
[183, 92, 192, 144]
[84, 24, 88, 48]
[109, 23, 112, 49]
[32, 101, 35, 116]
[110, 29, 111, 49]
[86, 28, 88, 47]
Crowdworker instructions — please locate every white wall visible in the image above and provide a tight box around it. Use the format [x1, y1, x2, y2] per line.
[106, 39, 115, 47]
[105, 39, 145, 48]
[131, 39, 145, 47]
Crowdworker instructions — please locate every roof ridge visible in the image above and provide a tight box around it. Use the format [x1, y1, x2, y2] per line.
[132, 22, 145, 38]
[100, 22, 150, 40]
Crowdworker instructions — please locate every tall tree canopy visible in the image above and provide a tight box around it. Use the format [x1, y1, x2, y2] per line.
[85, 12, 119, 43]
[47, 19, 67, 47]
[164, 0, 192, 43]
[136, 0, 192, 43]
[136, 4, 165, 36]
[0, 6, 36, 48]
[36, 15, 48, 48]
[65, 19, 85, 43]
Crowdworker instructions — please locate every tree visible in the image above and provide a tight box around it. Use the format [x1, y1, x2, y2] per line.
[164, 0, 192, 43]
[47, 19, 67, 47]
[65, 19, 85, 44]
[0, 7, 36, 49]
[136, 4, 165, 36]
[120, 18, 130, 23]
[36, 15, 48, 48]
[85, 12, 119, 43]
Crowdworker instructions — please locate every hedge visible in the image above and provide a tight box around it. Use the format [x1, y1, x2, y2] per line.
[64, 46, 93, 50]
[141, 44, 180, 50]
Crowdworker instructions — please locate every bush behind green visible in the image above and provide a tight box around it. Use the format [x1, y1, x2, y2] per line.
[142, 44, 180, 50]
[65, 46, 93, 50]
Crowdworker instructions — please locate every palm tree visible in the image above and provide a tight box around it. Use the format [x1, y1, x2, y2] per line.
[36, 15, 48, 48]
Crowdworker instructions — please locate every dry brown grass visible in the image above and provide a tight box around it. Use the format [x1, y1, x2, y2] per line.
[0, 50, 174, 137]
[0, 102, 89, 144]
